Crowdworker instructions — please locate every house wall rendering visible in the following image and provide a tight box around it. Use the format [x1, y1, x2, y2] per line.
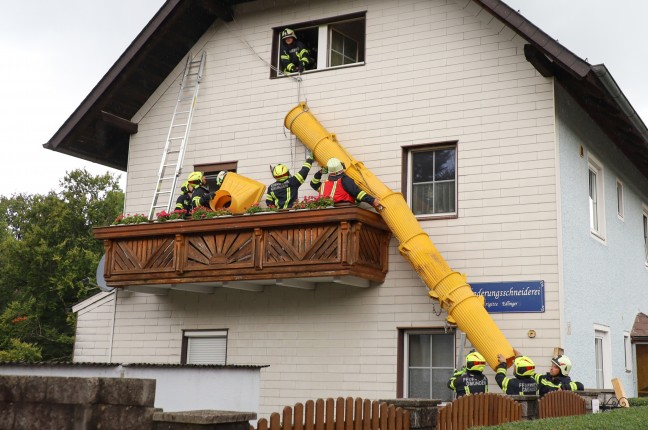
[71, 0, 625, 416]
[556, 84, 648, 394]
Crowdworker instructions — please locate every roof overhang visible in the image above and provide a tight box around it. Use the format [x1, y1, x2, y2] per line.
[43, 0, 245, 171]
[46, 0, 648, 181]
[474, 0, 648, 181]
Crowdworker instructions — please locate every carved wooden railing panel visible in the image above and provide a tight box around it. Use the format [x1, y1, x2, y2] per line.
[265, 224, 339, 264]
[186, 231, 255, 268]
[93, 207, 391, 289]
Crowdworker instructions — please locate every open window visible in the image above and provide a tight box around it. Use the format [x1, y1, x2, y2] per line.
[194, 161, 238, 194]
[271, 12, 366, 78]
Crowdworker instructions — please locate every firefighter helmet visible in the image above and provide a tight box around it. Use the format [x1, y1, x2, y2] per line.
[551, 355, 572, 377]
[187, 171, 204, 184]
[465, 351, 486, 373]
[272, 164, 290, 181]
[513, 356, 535, 377]
[216, 171, 228, 187]
[327, 158, 345, 175]
[281, 28, 297, 40]
[180, 181, 190, 193]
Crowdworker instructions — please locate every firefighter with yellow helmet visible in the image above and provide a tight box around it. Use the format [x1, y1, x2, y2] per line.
[174, 180, 193, 217]
[265, 153, 314, 209]
[447, 350, 489, 397]
[496, 350, 538, 395]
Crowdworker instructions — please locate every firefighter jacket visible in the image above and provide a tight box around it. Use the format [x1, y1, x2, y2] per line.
[495, 362, 538, 395]
[312, 171, 376, 206]
[265, 159, 313, 209]
[280, 40, 313, 73]
[191, 185, 213, 210]
[533, 372, 584, 396]
[175, 192, 192, 217]
[447, 368, 489, 397]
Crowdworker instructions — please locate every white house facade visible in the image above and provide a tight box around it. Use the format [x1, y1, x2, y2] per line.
[50, 0, 648, 417]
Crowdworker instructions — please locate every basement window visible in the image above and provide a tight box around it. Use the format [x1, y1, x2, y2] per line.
[182, 329, 228, 365]
[271, 12, 366, 78]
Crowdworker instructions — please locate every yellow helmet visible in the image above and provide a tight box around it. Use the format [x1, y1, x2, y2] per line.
[327, 158, 345, 175]
[272, 164, 290, 181]
[465, 351, 486, 373]
[180, 180, 190, 193]
[187, 171, 203, 184]
[281, 28, 297, 40]
[514, 356, 535, 377]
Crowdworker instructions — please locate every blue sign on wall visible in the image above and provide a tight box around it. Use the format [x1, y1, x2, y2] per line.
[470, 280, 545, 313]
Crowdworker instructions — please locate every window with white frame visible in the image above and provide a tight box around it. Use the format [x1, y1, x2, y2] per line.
[594, 325, 611, 389]
[616, 180, 624, 220]
[405, 143, 458, 217]
[182, 329, 228, 365]
[624, 332, 632, 372]
[588, 156, 605, 239]
[403, 330, 455, 401]
[272, 13, 365, 77]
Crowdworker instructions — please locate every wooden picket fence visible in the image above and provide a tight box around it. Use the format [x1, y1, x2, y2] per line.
[437, 393, 522, 430]
[251, 397, 410, 430]
[538, 390, 586, 418]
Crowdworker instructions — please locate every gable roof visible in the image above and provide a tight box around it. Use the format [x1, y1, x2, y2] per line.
[45, 0, 648, 181]
[631, 312, 648, 341]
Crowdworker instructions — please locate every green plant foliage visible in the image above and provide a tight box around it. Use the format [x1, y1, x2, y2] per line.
[0, 338, 42, 362]
[476, 404, 648, 429]
[629, 397, 648, 407]
[0, 169, 123, 361]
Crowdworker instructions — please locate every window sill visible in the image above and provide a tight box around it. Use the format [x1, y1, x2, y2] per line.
[272, 62, 365, 79]
[590, 230, 607, 246]
[415, 214, 458, 222]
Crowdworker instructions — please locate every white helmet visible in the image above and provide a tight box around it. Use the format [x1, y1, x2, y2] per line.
[281, 28, 297, 40]
[216, 171, 228, 187]
[551, 355, 572, 376]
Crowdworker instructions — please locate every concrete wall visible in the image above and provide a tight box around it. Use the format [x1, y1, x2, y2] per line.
[0, 375, 157, 430]
[556, 83, 648, 395]
[79, 0, 563, 416]
[0, 363, 261, 414]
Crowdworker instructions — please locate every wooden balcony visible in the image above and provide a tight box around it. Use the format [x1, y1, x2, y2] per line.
[93, 206, 391, 294]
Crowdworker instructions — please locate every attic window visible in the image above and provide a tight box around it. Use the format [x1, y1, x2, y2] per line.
[271, 12, 366, 78]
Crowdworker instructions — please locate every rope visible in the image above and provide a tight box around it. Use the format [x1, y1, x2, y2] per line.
[221, 18, 309, 171]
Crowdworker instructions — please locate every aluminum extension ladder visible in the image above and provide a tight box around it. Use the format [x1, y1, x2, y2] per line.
[148, 51, 206, 219]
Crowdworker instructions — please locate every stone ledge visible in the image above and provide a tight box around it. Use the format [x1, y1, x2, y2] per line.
[152, 410, 256, 425]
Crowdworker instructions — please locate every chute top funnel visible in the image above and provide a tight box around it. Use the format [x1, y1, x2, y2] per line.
[209, 172, 265, 213]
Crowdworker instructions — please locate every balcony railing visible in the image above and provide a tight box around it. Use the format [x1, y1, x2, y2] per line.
[93, 206, 391, 294]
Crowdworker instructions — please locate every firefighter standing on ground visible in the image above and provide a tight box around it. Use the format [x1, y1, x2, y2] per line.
[265, 154, 313, 209]
[447, 351, 489, 397]
[311, 158, 380, 209]
[533, 354, 584, 396]
[496, 350, 538, 395]
[279, 28, 313, 74]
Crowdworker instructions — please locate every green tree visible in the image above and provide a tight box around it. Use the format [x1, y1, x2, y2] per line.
[0, 169, 123, 361]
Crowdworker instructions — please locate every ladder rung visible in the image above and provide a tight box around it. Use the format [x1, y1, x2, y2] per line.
[169, 137, 185, 141]
[153, 191, 172, 196]
[172, 123, 188, 128]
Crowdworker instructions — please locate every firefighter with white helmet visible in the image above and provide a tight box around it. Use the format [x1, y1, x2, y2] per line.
[533, 354, 584, 396]
[279, 28, 313, 74]
[310, 158, 381, 209]
[496, 349, 538, 395]
[447, 350, 489, 397]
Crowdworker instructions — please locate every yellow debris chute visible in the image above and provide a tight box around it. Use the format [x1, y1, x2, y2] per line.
[284, 103, 514, 370]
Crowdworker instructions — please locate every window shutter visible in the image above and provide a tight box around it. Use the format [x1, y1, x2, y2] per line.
[185, 330, 227, 364]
